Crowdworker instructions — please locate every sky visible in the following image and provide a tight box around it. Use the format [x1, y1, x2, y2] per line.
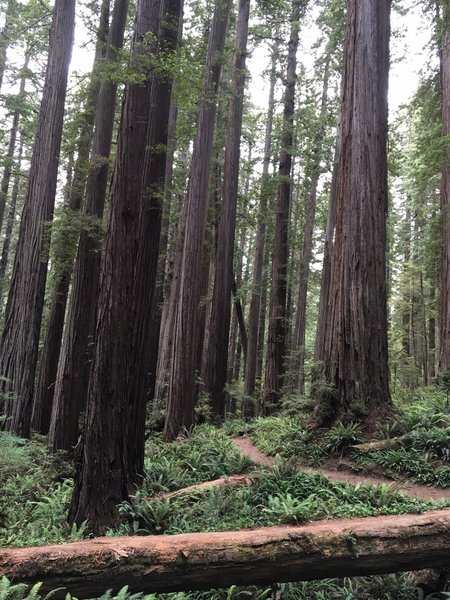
[67, 2, 435, 118]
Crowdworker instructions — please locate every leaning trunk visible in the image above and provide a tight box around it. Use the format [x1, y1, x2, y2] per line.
[49, 0, 129, 452]
[0, 0, 75, 437]
[32, 1, 110, 435]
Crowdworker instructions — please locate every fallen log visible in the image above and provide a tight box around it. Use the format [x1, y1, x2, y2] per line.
[152, 474, 258, 501]
[349, 436, 408, 453]
[2, 509, 450, 598]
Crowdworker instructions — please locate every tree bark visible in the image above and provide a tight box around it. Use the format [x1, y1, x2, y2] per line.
[290, 55, 330, 394]
[244, 42, 277, 410]
[49, 0, 129, 452]
[145, 94, 180, 407]
[67, 0, 161, 532]
[3, 510, 450, 598]
[0, 142, 23, 310]
[0, 0, 15, 94]
[127, 0, 184, 480]
[164, 0, 232, 441]
[319, 0, 392, 430]
[0, 0, 75, 437]
[204, 0, 250, 420]
[32, 0, 110, 436]
[401, 203, 412, 358]
[313, 129, 339, 364]
[439, 1, 450, 374]
[0, 54, 28, 234]
[263, 0, 305, 412]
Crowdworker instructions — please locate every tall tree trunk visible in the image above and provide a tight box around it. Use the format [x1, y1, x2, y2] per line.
[420, 271, 429, 385]
[318, 0, 392, 430]
[0, 142, 23, 309]
[164, 0, 232, 441]
[0, 0, 75, 437]
[291, 55, 330, 394]
[263, 0, 305, 412]
[68, 0, 175, 533]
[204, 0, 250, 420]
[154, 229, 183, 413]
[429, 281, 436, 379]
[0, 53, 29, 236]
[314, 129, 340, 364]
[145, 94, 180, 407]
[49, 0, 129, 452]
[127, 0, 183, 479]
[439, 1, 450, 374]
[401, 203, 412, 357]
[32, 0, 110, 436]
[0, 0, 14, 94]
[244, 41, 277, 413]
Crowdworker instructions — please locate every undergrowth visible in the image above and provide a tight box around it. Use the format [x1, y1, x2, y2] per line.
[245, 386, 450, 488]
[0, 432, 80, 547]
[141, 425, 254, 496]
[120, 462, 438, 536]
[0, 573, 443, 600]
[2, 398, 450, 599]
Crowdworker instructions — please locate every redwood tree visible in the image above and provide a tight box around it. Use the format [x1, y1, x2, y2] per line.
[290, 54, 330, 394]
[0, 0, 75, 436]
[32, 0, 111, 436]
[164, 0, 232, 441]
[439, 0, 450, 374]
[204, 0, 251, 420]
[263, 0, 306, 412]
[244, 40, 277, 411]
[318, 0, 392, 429]
[68, 0, 182, 531]
[49, 0, 129, 452]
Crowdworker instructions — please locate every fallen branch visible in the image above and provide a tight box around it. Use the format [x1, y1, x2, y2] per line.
[349, 434, 412, 453]
[2, 509, 450, 598]
[152, 474, 258, 501]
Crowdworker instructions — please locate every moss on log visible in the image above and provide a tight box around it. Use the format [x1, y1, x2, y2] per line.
[2, 509, 450, 598]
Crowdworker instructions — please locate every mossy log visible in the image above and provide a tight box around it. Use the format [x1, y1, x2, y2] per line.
[349, 434, 412, 453]
[153, 474, 258, 501]
[2, 509, 450, 598]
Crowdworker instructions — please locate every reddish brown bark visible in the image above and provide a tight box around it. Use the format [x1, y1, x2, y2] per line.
[127, 0, 184, 479]
[0, 0, 75, 437]
[314, 123, 340, 364]
[291, 55, 330, 393]
[263, 0, 305, 412]
[164, 0, 232, 441]
[439, 2, 450, 374]
[32, 0, 110, 436]
[244, 41, 277, 410]
[0, 54, 28, 234]
[49, 0, 129, 452]
[68, 0, 162, 531]
[0, 142, 23, 309]
[3, 510, 450, 598]
[204, 0, 250, 419]
[320, 0, 392, 429]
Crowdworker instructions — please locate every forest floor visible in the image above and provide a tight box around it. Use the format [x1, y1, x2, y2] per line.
[231, 437, 450, 502]
[2, 386, 450, 598]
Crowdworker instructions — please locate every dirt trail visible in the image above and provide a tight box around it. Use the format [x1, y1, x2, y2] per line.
[231, 437, 450, 502]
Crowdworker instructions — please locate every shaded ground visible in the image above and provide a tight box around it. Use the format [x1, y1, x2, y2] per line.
[231, 437, 450, 502]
